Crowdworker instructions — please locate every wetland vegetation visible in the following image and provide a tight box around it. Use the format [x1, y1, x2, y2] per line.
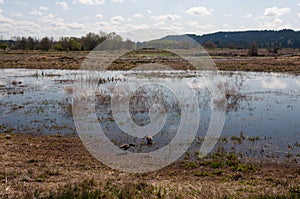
[0, 47, 299, 198]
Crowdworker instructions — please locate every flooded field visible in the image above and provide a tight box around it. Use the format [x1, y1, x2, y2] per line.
[0, 69, 299, 163]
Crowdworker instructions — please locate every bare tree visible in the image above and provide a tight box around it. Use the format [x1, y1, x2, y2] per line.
[248, 42, 258, 56]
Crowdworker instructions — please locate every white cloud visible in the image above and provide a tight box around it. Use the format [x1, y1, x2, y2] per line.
[167, 24, 182, 32]
[0, 0, 4, 4]
[125, 23, 149, 30]
[49, 18, 65, 28]
[111, 0, 123, 2]
[133, 13, 144, 18]
[186, 21, 214, 31]
[0, 23, 12, 33]
[298, 13, 300, 18]
[146, 9, 152, 14]
[258, 17, 285, 29]
[94, 21, 110, 28]
[0, 8, 94, 38]
[73, 0, 105, 5]
[124, 26, 176, 41]
[173, 22, 182, 26]
[40, 14, 55, 22]
[110, 16, 125, 24]
[151, 14, 181, 21]
[96, 14, 103, 19]
[0, 13, 13, 23]
[199, 24, 215, 30]
[29, 9, 42, 16]
[68, 22, 85, 29]
[186, 21, 198, 26]
[39, 14, 86, 31]
[12, 12, 23, 17]
[186, 7, 212, 16]
[0, 19, 42, 37]
[154, 21, 165, 26]
[56, 1, 69, 10]
[14, 20, 41, 31]
[40, 6, 48, 10]
[204, 24, 214, 28]
[264, 7, 290, 17]
[244, 13, 253, 18]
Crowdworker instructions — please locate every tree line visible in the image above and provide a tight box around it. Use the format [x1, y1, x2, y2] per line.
[1, 29, 300, 53]
[0, 31, 135, 52]
[155, 29, 300, 56]
[164, 29, 300, 49]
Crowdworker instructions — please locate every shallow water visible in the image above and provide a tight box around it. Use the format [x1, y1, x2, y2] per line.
[0, 69, 299, 161]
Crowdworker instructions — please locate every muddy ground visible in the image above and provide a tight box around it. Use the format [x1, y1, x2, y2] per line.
[0, 49, 300, 73]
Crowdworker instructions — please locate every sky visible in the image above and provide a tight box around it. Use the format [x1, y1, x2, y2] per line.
[0, 0, 300, 41]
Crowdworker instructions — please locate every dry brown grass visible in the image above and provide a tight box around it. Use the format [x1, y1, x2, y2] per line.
[0, 49, 300, 73]
[215, 57, 300, 73]
[0, 51, 86, 70]
[0, 133, 299, 198]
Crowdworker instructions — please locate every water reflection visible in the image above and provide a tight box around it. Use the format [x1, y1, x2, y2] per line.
[0, 69, 299, 162]
[261, 77, 287, 89]
[296, 79, 300, 87]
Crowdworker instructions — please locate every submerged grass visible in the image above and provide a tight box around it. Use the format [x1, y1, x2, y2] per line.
[199, 148, 256, 173]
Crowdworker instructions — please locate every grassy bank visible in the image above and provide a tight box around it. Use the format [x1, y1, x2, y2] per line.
[0, 133, 299, 198]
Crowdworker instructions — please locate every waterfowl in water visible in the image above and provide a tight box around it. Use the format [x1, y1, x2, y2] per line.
[144, 135, 153, 145]
[119, 143, 135, 150]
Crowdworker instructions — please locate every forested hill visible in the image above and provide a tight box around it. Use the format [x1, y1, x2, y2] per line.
[1, 29, 300, 51]
[160, 29, 300, 49]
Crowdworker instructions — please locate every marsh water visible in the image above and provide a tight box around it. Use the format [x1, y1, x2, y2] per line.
[0, 69, 299, 162]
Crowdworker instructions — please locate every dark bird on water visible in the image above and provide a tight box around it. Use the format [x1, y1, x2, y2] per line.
[119, 143, 136, 150]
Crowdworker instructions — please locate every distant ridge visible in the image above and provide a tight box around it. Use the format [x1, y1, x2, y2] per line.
[2, 29, 300, 50]
[159, 29, 300, 49]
